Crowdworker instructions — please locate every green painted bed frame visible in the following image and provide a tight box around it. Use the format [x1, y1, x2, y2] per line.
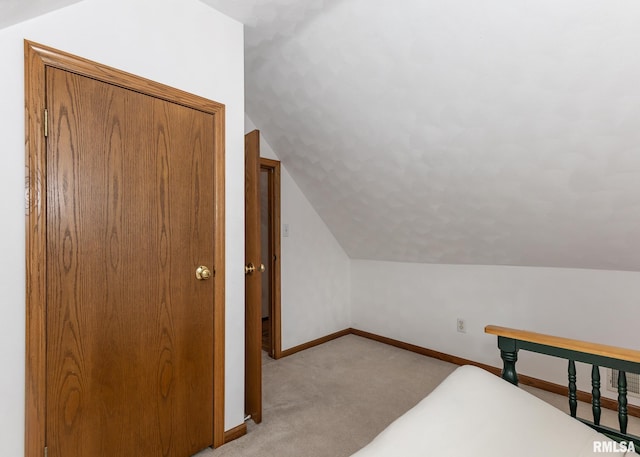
[486, 325, 640, 453]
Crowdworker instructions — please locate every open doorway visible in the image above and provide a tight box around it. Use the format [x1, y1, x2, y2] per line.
[260, 158, 282, 359]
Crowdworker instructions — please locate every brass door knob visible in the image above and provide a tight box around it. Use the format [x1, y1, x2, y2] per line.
[259, 264, 265, 273]
[196, 266, 212, 280]
[245, 262, 255, 275]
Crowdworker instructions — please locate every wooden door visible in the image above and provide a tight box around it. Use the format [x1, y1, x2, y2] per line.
[244, 129, 262, 423]
[45, 66, 215, 457]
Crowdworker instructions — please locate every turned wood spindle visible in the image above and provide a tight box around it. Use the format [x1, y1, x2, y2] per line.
[618, 371, 628, 434]
[568, 360, 577, 418]
[591, 365, 601, 426]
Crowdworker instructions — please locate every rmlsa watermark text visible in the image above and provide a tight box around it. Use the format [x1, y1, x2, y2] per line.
[593, 440, 635, 453]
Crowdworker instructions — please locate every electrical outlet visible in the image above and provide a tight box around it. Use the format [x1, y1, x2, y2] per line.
[457, 318, 466, 333]
[283, 223, 290, 237]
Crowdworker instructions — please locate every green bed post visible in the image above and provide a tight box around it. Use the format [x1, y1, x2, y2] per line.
[497, 336, 519, 386]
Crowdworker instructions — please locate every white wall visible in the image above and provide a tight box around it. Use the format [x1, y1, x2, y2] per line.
[0, 1, 245, 455]
[246, 116, 351, 350]
[351, 260, 640, 404]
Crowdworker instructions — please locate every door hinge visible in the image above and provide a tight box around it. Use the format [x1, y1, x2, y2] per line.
[44, 446, 48, 457]
[44, 109, 48, 137]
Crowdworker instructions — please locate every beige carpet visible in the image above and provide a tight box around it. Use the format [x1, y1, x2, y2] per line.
[195, 334, 639, 457]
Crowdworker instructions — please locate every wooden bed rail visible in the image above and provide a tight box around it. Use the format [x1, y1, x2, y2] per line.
[485, 326, 640, 364]
[485, 325, 640, 450]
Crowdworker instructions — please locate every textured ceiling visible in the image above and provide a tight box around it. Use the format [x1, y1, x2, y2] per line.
[209, 0, 640, 272]
[5, 0, 640, 271]
[0, 0, 83, 29]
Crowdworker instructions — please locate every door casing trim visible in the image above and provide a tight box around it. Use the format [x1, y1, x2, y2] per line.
[260, 157, 282, 359]
[24, 40, 226, 456]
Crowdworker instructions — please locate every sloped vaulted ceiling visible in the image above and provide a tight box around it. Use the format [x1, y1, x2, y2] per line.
[206, 0, 640, 272]
[5, 0, 640, 271]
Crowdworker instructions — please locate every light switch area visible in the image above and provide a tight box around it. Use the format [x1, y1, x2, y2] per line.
[283, 223, 290, 237]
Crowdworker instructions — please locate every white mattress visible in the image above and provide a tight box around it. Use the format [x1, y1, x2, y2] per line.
[351, 365, 630, 457]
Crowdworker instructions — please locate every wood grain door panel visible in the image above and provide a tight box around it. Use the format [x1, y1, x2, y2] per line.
[244, 129, 262, 423]
[45, 67, 215, 457]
